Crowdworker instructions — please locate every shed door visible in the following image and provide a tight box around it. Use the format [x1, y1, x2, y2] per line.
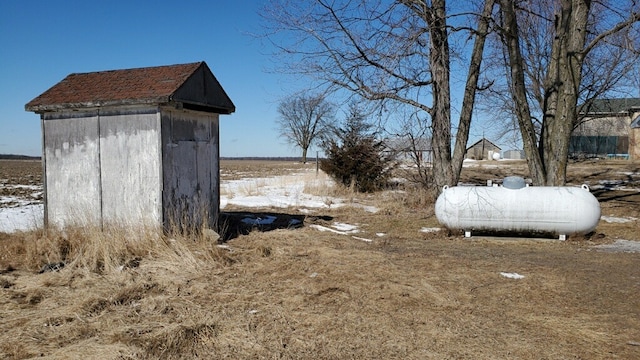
[163, 115, 216, 230]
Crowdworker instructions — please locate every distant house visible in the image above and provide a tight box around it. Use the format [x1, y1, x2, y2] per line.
[632, 116, 640, 160]
[384, 137, 433, 163]
[465, 138, 501, 160]
[25, 62, 235, 230]
[572, 98, 640, 159]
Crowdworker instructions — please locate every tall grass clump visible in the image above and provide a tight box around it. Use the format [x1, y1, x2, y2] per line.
[4, 218, 233, 274]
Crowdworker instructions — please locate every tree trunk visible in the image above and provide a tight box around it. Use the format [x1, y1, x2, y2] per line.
[540, 0, 589, 185]
[500, 0, 590, 186]
[451, 0, 495, 182]
[428, 0, 454, 191]
[301, 147, 308, 164]
[499, 0, 546, 185]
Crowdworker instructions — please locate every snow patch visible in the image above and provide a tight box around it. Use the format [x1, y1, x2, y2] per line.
[352, 236, 373, 243]
[500, 272, 525, 279]
[0, 204, 44, 233]
[309, 223, 360, 235]
[332, 222, 359, 232]
[601, 215, 637, 223]
[354, 203, 380, 213]
[220, 170, 341, 210]
[593, 239, 640, 253]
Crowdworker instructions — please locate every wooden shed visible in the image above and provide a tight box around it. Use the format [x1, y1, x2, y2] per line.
[25, 62, 235, 230]
[465, 138, 501, 160]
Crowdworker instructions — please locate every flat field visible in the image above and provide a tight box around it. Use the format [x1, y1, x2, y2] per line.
[0, 159, 639, 359]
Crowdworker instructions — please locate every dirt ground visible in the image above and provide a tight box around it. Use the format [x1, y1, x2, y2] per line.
[0, 159, 639, 359]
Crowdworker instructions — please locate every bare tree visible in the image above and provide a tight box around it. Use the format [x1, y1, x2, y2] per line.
[389, 109, 435, 187]
[264, 0, 496, 191]
[495, 0, 640, 185]
[277, 94, 334, 163]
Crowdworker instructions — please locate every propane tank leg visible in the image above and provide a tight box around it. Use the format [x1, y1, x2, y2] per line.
[464, 230, 471, 238]
[559, 234, 566, 241]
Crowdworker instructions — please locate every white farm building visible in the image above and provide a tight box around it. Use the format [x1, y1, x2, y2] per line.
[25, 62, 235, 230]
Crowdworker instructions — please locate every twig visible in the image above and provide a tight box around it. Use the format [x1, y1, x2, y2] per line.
[470, 281, 497, 292]
[74, 312, 86, 323]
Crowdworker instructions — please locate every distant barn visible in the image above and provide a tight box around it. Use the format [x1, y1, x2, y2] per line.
[465, 138, 501, 160]
[25, 62, 235, 230]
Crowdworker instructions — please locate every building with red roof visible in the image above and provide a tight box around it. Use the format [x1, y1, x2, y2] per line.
[26, 62, 235, 230]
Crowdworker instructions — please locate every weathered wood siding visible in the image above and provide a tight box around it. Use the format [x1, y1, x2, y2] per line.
[161, 108, 220, 230]
[43, 111, 101, 228]
[98, 107, 162, 226]
[42, 107, 163, 228]
[41, 106, 221, 230]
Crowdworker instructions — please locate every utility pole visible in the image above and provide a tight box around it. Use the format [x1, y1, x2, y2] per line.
[481, 131, 485, 160]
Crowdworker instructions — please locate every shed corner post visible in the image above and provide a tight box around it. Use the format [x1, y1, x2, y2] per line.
[214, 115, 221, 232]
[40, 114, 49, 232]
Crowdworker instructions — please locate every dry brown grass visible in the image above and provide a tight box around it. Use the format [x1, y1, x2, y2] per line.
[1, 159, 639, 359]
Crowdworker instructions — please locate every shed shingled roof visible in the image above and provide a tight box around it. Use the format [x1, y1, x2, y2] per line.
[25, 62, 235, 114]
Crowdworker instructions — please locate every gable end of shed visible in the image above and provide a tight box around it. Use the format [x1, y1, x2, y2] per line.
[171, 63, 236, 114]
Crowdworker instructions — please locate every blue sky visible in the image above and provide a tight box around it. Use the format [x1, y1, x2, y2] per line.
[0, 0, 306, 157]
[0, 0, 512, 158]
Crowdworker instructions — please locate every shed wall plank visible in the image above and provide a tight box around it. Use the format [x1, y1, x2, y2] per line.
[99, 110, 162, 226]
[43, 113, 101, 227]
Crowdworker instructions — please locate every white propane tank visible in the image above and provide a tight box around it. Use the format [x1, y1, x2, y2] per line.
[435, 177, 601, 240]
